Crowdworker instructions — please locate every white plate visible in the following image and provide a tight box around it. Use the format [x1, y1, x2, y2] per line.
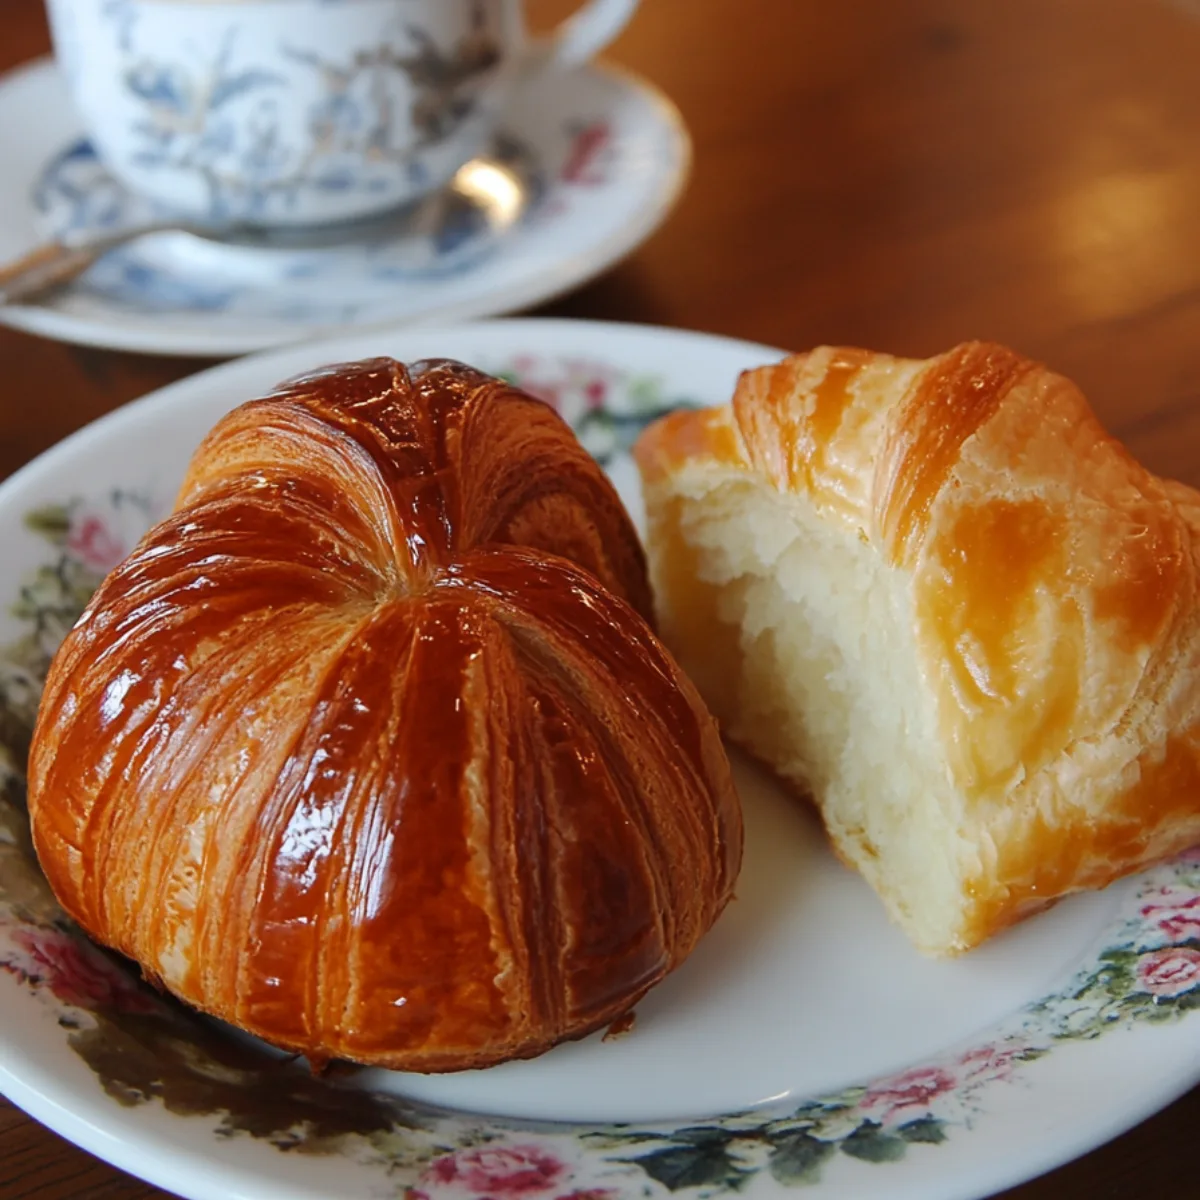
[0, 61, 689, 356]
[1, 318, 1198, 1200]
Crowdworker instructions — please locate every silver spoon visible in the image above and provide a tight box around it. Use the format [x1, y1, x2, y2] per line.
[0, 153, 531, 307]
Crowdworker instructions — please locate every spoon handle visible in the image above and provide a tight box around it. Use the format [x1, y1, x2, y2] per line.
[0, 239, 111, 306]
[0, 225, 183, 306]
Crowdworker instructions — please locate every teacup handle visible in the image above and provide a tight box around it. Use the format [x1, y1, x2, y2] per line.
[539, 0, 641, 68]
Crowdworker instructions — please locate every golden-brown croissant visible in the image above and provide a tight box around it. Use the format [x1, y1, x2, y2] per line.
[634, 341, 1200, 956]
[28, 358, 742, 1071]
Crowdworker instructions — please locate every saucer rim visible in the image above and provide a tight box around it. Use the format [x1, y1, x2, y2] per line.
[0, 57, 692, 358]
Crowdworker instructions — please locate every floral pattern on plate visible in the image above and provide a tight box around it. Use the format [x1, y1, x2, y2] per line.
[1, 357, 1198, 1197]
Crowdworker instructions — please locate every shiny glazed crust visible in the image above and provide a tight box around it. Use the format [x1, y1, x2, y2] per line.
[28, 358, 742, 1071]
[634, 342, 1200, 951]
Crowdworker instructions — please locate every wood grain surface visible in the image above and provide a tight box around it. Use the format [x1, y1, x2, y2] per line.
[2, 0, 1199, 1197]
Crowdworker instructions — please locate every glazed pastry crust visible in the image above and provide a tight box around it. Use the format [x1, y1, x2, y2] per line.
[28, 358, 742, 1069]
[635, 342, 1200, 953]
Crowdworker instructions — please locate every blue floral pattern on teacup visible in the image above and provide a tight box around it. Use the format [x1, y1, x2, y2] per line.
[46, 0, 507, 224]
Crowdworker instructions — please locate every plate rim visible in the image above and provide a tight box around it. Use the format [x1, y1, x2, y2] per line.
[0, 318, 784, 512]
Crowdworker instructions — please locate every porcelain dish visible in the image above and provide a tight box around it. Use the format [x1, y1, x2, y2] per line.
[0, 61, 688, 355]
[0, 319, 1197, 1200]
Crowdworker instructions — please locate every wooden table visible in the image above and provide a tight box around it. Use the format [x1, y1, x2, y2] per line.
[2, 0, 1200, 1196]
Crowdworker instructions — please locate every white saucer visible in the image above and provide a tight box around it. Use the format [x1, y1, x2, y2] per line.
[0, 59, 689, 357]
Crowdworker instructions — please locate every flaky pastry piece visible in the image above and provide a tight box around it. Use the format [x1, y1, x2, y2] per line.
[634, 341, 1200, 956]
[28, 358, 741, 1071]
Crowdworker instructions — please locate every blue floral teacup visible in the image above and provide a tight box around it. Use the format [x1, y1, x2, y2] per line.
[45, 0, 640, 227]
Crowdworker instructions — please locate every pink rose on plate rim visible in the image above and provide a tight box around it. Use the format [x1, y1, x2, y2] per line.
[413, 1143, 572, 1200]
[500, 357, 618, 418]
[955, 1042, 1029, 1083]
[6, 926, 157, 1014]
[1140, 890, 1200, 943]
[581, 377, 608, 409]
[858, 1040, 1032, 1127]
[66, 511, 125, 574]
[859, 1065, 958, 1125]
[1136, 946, 1200, 999]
